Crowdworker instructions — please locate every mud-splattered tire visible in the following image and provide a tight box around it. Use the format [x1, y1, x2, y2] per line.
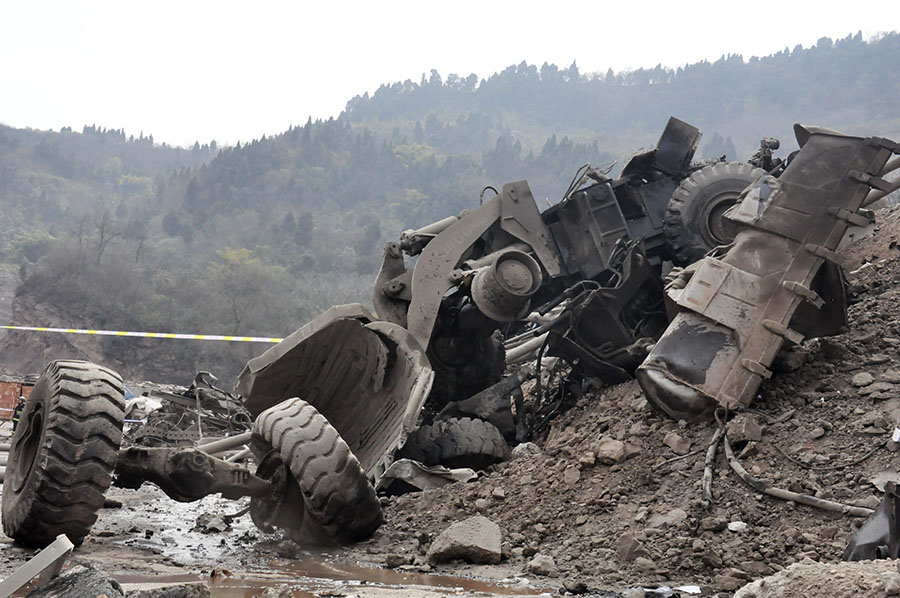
[399, 417, 509, 470]
[2, 360, 125, 548]
[664, 162, 764, 266]
[251, 398, 382, 544]
[427, 332, 505, 412]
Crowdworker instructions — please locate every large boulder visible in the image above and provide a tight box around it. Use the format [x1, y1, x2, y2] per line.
[426, 515, 502, 564]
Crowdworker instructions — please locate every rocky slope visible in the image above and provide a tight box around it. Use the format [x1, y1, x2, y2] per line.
[346, 202, 900, 596]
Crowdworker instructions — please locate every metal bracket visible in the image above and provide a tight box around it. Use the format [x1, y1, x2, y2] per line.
[828, 206, 872, 227]
[0, 534, 74, 598]
[849, 170, 893, 192]
[782, 281, 825, 309]
[867, 137, 900, 154]
[804, 243, 844, 265]
[763, 319, 804, 345]
[741, 358, 773, 379]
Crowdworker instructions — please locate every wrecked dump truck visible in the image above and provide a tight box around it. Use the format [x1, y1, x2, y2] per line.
[3, 119, 898, 550]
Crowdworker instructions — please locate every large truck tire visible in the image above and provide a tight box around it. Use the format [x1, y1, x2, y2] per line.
[399, 417, 509, 470]
[250, 398, 383, 544]
[664, 162, 764, 266]
[2, 360, 125, 547]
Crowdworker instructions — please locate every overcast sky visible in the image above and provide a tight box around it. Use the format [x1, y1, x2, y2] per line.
[0, 1, 894, 147]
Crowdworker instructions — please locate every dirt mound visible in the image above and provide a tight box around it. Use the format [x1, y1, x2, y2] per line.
[349, 202, 900, 595]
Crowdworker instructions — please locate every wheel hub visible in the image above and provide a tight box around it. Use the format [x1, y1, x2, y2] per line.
[701, 192, 741, 247]
[249, 450, 305, 533]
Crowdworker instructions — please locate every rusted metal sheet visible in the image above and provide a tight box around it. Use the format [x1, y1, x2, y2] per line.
[638, 125, 899, 421]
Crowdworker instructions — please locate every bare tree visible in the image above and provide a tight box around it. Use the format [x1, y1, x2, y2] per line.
[95, 209, 122, 265]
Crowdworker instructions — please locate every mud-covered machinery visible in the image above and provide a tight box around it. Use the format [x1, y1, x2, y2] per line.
[5, 119, 897, 552]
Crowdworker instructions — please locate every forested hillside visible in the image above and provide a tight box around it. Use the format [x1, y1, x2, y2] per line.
[1, 31, 898, 383]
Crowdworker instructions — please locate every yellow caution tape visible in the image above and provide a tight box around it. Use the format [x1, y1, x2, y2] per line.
[1, 325, 283, 343]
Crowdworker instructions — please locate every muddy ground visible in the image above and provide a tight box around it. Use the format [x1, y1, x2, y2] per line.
[4, 205, 900, 596]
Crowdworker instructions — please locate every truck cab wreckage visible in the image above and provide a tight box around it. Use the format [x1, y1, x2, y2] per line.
[3, 119, 899, 550]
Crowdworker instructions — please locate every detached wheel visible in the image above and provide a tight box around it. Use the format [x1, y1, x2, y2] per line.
[399, 417, 509, 470]
[427, 332, 505, 411]
[2, 360, 125, 547]
[249, 398, 382, 545]
[664, 162, 764, 266]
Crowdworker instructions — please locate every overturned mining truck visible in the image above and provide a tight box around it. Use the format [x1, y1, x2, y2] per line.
[0, 117, 780, 549]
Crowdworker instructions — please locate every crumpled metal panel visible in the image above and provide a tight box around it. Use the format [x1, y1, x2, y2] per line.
[236, 304, 433, 481]
[638, 126, 897, 421]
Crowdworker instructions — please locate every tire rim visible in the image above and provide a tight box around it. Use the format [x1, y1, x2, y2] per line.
[250, 450, 305, 533]
[700, 191, 741, 247]
[13, 404, 44, 493]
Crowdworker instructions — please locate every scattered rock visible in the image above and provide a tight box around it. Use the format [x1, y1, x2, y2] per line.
[526, 553, 559, 576]
[647, 508, 688, 528]
[194, 513, 231, 534]
[716, 574, 745, 592]
[633, 556, 657, 574]
[629, 421, 650, 436]
[27, 564, 124, 598]
[727, 521, 748, 533]
[427, 516, 502, 564]
[616, 532, 647, 561]
[727, 413, 763, 443]
[860, 382, 895, 397]
[701, 516, 728, 532]
[274, 540, 303, 559]
[809, 426, 827, 440]
[563, 466, 581, 485]
[663, 431, 691, 455]
[563, 579, 588, 594]
[852, 372, 875, 387]
[257, 587, 293, 598]
[385, 553, 414, 568]
[622, 443, 642, 461]
[511, 442, 541, 459]
[773, 349, 809, 373]
[127, 582, 211, 598]
[594, 437, 626, 464]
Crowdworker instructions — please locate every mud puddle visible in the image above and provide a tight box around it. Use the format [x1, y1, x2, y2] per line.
[117, 560, 546, 597]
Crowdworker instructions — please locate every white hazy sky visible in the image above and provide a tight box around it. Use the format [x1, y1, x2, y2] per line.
[0, 1, 895, 147]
